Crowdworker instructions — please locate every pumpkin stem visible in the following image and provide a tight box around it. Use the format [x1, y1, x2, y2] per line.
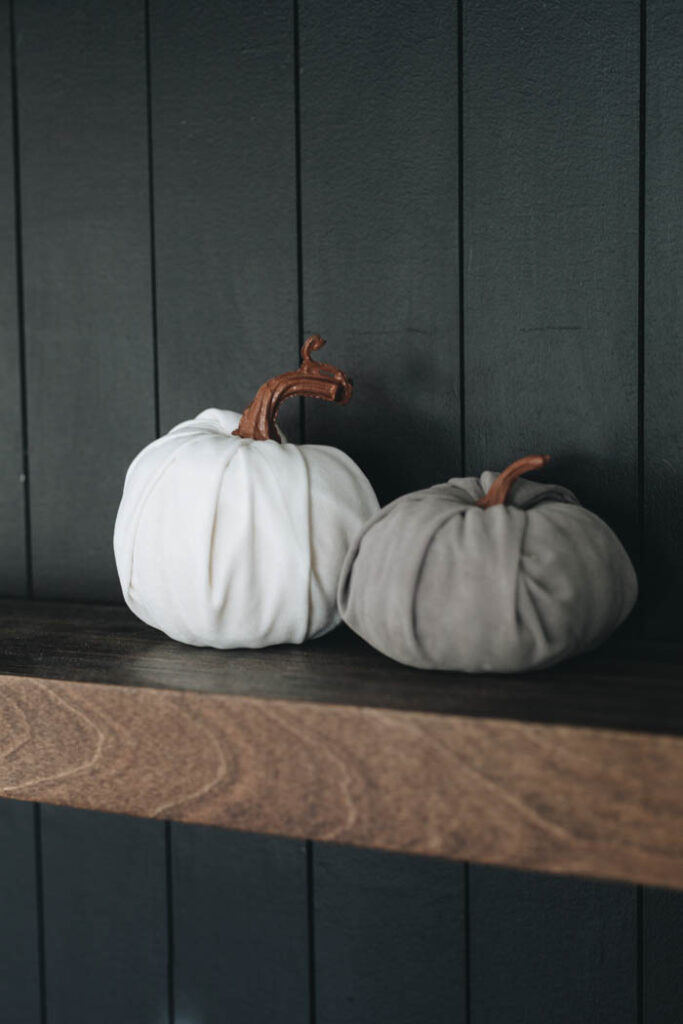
[476, 454, 551, 508]
[232, 335, 353, 442]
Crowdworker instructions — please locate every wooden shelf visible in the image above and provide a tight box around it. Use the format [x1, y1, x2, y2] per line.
[1, 599, 683, 889]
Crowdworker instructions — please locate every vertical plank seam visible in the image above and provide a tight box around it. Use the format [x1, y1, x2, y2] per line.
[8, 0, 33, 598]
[144, 0, 160, 439]
[293, 0, 305, 444]
[306, 841, 317, 1024]
[637, 885, 644, 1024]
[165, 821, 175, 1024]
[33, 804, 47, 1024]
[637, 0, 646, 628]
[463, 862, 471, 1024]
[457, 0, 466, 476]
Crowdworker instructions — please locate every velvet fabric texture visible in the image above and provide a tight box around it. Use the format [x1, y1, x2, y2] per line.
[338, 472, 637, 673]
[114, 408, 378, 648]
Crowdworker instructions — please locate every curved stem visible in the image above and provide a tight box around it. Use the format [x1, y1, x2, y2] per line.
[476, 454, 550, 508]
[233, 335, 353, 442]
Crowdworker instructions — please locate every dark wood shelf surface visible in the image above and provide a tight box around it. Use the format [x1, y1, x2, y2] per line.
[1, 599, 683, 891]
[1, 599, 682, 736]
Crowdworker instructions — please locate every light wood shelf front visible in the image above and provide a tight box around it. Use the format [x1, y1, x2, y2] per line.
[1, 600, 682, 889]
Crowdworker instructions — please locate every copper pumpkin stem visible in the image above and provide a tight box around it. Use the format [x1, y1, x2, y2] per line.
[232, 335, 353, 442]
[476, 454, 551, 508]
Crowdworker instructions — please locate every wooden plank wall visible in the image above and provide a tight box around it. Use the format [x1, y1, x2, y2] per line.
[644, 0, 683, 637]
[463, 0, 640, 553]
[1, 0, 682, 1021]
[469, 867, 639, 1024]
[0, 0, 26, 596]
[313, 845, 466, 1024]
[15, 0, 154, 602]
[299, 0, 460, 499]
[0, 801, 41, 1024]
[39, 806, 167, 1024]
[170, 824, 310, 1024]
[3, 800, 683, 1023]
[150, 0, 300, 439]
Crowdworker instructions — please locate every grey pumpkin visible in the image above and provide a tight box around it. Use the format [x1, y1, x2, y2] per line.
[337, 455, 638, 673]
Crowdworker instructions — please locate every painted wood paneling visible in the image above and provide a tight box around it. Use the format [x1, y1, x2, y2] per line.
[40, 805, 167, 1024]
[457, 69, 643, 1024]
[469, 867, 638, 1024]
[0, 800, 41, 1024]
[643, 887, 683, 1024]
[299, 0, 460, 501]
[14, 0, 154, 601]
[150, 0, 300, 438]
[462, 0, 640, 558]
[644, 0, 683, 636]
[0, 2, 681, 1023]
[0, 0, 26, 596]
[171, 823, 309, 1024]
[313, 844, 466, 1024]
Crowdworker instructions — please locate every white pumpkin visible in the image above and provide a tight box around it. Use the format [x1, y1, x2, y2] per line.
[114, 336, 379, 648]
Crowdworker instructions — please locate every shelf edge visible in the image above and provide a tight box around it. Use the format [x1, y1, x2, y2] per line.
[1, 672, 682, 889]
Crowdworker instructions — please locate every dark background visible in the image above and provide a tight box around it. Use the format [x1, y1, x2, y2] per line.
[1, 0, 682, 1021]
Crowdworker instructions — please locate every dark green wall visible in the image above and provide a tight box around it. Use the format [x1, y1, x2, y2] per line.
[1, 0, 682, 1020]
[7, 0, 681, 615]
[2, 800, 683, 1024]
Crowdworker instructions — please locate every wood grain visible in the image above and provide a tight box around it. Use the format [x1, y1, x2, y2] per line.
[3, 599, 683, 737]
[0, 0, 27, 597]
[1, 671, 683, 890]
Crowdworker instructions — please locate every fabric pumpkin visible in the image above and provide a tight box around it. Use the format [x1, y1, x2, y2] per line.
[338, 455, 637, 673]
[114, 336, 378, 648]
